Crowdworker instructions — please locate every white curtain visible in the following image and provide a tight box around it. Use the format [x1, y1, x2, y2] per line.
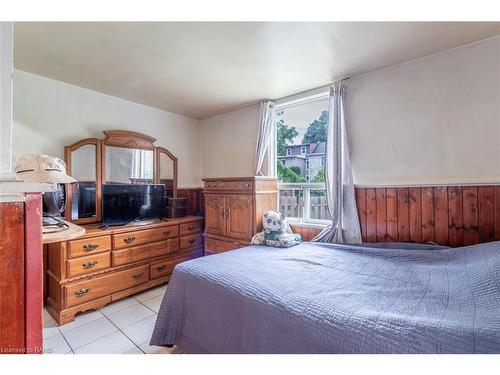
[255, 101, 276, 176]
[314, 81, 362, 243]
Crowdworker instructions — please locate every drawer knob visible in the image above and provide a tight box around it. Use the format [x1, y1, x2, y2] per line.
[74, 288, 90, 297]
[187, 225, 196, 231]
[82, 260, 98, 269]
[124, 236, 136, 244]
[83, 243, 99, 252]
[163, 230, 172, 236]
[156, 265, 166, 272]
[188, 238, 196, 244]
[133, 272, 145, 279]
[244, 183, 250, 188]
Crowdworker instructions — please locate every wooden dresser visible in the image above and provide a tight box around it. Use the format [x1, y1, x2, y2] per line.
[46, 216, 203, 325]
[202, 177, 278, 255]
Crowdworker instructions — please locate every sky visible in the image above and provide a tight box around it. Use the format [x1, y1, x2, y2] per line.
[278, 98, 328, 145]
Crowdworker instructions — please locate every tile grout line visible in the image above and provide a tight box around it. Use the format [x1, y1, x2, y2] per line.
[101, 311, 149, 354]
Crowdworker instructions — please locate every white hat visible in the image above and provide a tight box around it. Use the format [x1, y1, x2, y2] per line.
[15, 153, 76, 184]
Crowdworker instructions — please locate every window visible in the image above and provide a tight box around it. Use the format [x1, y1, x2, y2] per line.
[276, 93, 330, 224]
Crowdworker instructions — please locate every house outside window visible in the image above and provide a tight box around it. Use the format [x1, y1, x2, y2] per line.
[275, 93, 331, 225]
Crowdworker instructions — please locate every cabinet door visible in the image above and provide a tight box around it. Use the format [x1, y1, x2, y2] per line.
[226, 194, 253, 240]
[205, 194, 226, 236]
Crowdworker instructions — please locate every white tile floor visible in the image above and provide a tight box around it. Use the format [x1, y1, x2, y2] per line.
[43, 284, 180, 354]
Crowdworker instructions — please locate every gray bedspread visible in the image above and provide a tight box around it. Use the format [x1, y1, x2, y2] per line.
[150, 241, 500, 353]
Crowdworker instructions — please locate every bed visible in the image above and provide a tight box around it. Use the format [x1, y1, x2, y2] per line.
[150, 241, 500, 353]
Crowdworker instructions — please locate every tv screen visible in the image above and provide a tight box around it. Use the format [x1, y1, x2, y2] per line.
[102, 184, 165, 225]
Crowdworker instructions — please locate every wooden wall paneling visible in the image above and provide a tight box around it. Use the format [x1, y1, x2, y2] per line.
[408, 187, 422, 243]
[421, 187, 435, 243]
[463, 187, 479, 245]
[356, 188, 367, 242]
[366, 189, 377, 242]
[397, 188, 410, 242]
[376, 189, 387, 242]
[386, 188, 398, 242]
[448, 186, 464, 247]
[496, 187, 500, 241]
[433, 187, 449, 245]
[477, 186, 495, 243]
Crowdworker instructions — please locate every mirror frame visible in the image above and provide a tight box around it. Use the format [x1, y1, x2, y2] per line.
[64, 138, 102, 224]
[102, 130, 157, 185]
[64, 130, 179, 224]
[156, 146, 178, 197]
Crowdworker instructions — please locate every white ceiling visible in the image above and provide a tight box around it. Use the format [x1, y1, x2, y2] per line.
[14, 22, 500, 119]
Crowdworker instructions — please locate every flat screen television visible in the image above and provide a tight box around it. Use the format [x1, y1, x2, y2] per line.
[102, 184, 166, 225]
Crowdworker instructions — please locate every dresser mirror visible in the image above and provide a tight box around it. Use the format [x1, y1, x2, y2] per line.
[105, 146, 154, 184]
[157, 147, 178, 198]
[64, 138, 102, 224]
[64, 130, 178, 224]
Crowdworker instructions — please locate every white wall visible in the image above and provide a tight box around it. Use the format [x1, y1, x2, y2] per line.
[13, 70, 202, 188]
[201, 36, 500, 185]
[201, 105, 260, 178]
[0, 23, 13, 177]
[347, 35, 500, 185]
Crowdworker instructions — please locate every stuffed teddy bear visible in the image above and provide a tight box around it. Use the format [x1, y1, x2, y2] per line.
[251, 211, 302, 248]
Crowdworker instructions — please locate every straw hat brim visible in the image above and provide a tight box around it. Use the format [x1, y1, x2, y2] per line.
[18, 171, 77, 184]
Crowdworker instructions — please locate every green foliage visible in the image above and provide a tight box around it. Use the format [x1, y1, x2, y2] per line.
[311, 169, 325, 182]
[302, 110, 328, 144]
[289, 166, 301, 176]
[277, 161, 306, 183]
[276, 112, 298, 156]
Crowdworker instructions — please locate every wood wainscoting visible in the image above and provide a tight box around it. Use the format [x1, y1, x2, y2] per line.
[191, 185, 500, 246]
[356, 185, 500, 247]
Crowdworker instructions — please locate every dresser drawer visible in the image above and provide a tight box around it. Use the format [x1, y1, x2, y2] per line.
[180, 233, 203, 249]
[112, 241, 168, 266]
[204, 237, 241, 255]
[150, 248, 204, 279]
[66, 252, 111, 278]
[113, 226, 179, 249]
[150, 259, 176, 279]
[65, 264, 149, 307]
[204, 180, 253, 191]
[180, 221, 203, 236]
[68, 236, 111, 258]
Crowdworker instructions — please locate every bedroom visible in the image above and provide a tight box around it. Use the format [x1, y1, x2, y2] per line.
[1, 0, 499, 372]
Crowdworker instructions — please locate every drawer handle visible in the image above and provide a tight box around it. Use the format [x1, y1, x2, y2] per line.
[206, 242, 213, 247]
[225, 209, 230, 218]
[133, 273, 145, 279]
[187, 225, 196, 231]
[163, 230, 172, 236]
[82, 260, 98, 269]
[220, 208, 225, 218]
[74, 288, 90, 297]
[188, 238, 197, 244]
[83, 243, 99, 252]
[244, 183, 250, 188]
[124, 236, 136, 244]
[156, 265, 166, 272]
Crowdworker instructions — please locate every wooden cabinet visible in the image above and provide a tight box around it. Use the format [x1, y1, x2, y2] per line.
[205, 194, 226, 236]
[46, 216, 203, 325]
[203, 177, 278, 255]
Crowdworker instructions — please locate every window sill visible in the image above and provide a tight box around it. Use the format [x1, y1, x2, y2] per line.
[288, 221, 328, 230]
